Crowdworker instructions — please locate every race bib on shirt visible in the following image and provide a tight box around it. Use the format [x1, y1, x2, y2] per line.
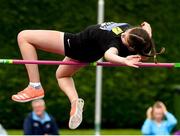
[99, 22, 129, 35]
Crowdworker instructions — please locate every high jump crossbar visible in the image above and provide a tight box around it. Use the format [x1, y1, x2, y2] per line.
[0, 59, 180, 68]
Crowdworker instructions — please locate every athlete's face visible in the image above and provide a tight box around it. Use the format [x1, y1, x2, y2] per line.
[121, 29, 135, 51]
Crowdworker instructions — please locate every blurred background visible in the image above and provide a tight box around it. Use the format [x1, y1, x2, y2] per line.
[0, 0, 180, 135]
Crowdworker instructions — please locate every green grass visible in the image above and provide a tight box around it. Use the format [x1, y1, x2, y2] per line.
[7, 129, 141, 135]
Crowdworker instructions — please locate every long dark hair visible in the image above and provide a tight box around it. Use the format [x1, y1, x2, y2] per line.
[127, 27, 165, 62]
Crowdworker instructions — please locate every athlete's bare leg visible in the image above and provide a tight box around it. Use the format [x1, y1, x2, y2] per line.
[56, 57, 85, 103]
[17, 30, 85, 129]
[17, 30, 65, 82]
[56, 58, 85, 129]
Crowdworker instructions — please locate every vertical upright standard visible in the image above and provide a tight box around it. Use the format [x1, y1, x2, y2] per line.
[95, 0, 104, 135]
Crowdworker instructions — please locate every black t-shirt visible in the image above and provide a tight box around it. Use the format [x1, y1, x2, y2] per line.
[64, 22, 136, 62]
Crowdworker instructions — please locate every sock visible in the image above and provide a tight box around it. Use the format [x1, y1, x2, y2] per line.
[29, 82, 42, 89]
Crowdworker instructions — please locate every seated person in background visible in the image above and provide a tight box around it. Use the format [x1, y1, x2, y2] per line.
[23, 99, 59, 135]
[141, 101, 177, 135]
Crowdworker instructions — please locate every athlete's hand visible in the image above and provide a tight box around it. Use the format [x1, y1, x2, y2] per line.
[141, 21, 150, 27]
[140, 56, 149, 61]
[141, 21, 152, 37]
[124, 55, 142, 68]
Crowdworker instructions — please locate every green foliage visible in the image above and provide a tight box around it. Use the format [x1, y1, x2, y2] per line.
[0, 0, 179, 129]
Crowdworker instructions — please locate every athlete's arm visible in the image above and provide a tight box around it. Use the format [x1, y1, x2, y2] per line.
[140, 56, 150, 61]
[141, 22, 152, 38]
[104, 47, 141, 68]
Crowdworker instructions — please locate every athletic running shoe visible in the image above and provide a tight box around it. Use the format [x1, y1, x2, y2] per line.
[11, 86, 44, 102]
[69, 98, 84, 129]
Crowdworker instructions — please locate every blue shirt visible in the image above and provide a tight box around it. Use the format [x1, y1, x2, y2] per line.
[32, 111, 51, 124]
[141, 112, 177, 135]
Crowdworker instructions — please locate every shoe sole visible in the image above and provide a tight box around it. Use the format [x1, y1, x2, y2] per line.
[69, 99, 84, 129]
[12, 95, 44, 103]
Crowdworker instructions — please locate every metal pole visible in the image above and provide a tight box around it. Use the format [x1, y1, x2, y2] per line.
[95, 0, 104, 135]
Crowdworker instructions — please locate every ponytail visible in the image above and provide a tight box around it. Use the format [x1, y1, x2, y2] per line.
[140, 39, 165, 63]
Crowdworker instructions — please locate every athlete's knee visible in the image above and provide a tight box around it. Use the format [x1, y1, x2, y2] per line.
[56, 68, 71, 79]
[17, 30, 31, 45]
[56, 68, 64, 79]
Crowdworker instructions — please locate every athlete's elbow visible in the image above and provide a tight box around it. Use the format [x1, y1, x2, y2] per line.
[104, 51, 111, 62]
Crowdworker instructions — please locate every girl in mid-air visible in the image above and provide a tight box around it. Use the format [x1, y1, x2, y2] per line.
[12, 21, 164, 129]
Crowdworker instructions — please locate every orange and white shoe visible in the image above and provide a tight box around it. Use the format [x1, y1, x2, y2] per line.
[69, 98, 84, 129]
[11, 86, 44, 103]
